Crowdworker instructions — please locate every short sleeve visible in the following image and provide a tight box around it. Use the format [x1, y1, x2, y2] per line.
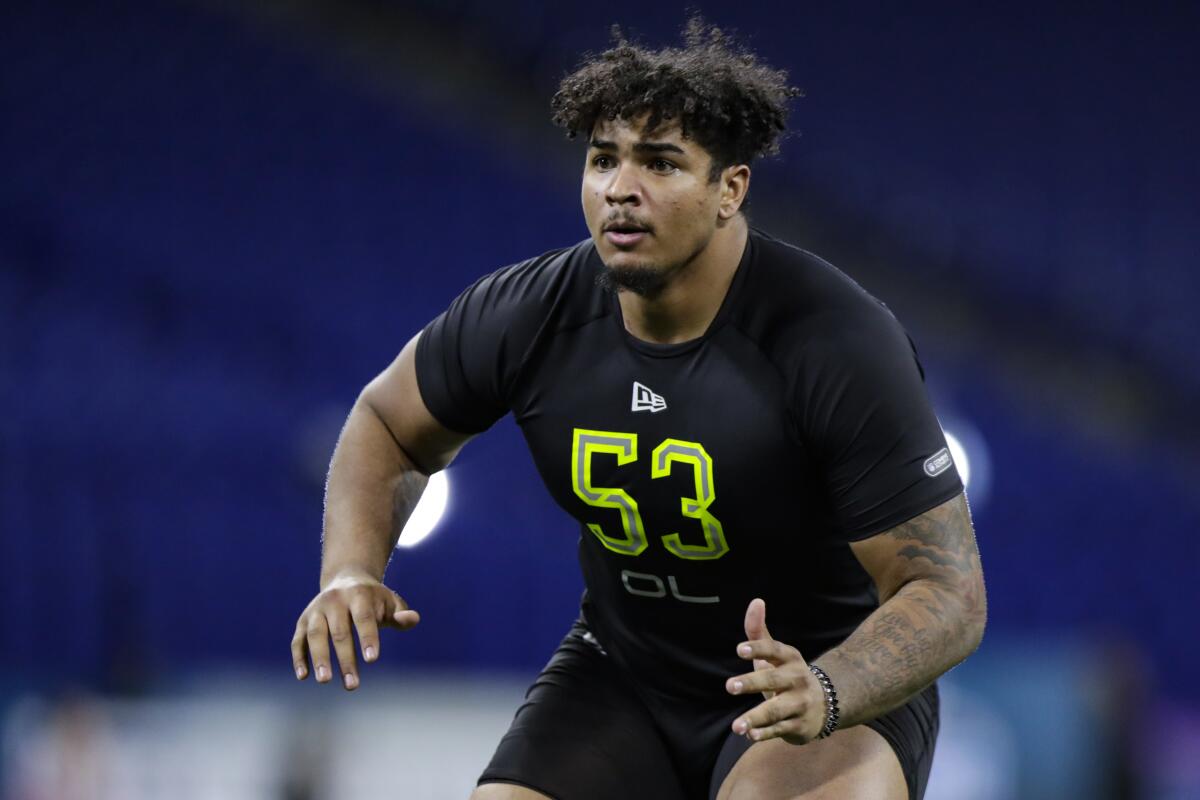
[793, 308, 963, 541]
[414, 259, 546, 434]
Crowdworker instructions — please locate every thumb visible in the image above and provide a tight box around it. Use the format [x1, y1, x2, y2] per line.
[744, 597, 772, 642]
[384, 592, 421, 630]
[743, 597, 774, 691]
[389, 607, 421, 630]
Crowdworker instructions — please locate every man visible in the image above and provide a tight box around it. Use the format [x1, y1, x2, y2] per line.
[292, 20, 986, 800]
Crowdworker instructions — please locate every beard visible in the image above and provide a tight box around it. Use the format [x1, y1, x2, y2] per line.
[595, 262, 668, 298]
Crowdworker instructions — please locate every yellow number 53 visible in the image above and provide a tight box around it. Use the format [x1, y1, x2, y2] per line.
[571, 428, 729, 561]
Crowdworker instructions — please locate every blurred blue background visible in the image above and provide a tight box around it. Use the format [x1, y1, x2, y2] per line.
[2, 1, 1198, 797]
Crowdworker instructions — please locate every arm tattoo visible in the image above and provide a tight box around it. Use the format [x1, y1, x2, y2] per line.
[816, 493, 986, 728]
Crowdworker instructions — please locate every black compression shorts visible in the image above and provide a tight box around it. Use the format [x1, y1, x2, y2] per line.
[478, 621, 939, 800]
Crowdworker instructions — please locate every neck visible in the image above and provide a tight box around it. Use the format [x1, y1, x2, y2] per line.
[618, 216, 749, 345]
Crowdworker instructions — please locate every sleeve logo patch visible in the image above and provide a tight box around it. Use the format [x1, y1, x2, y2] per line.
[923, 447, 953, 477]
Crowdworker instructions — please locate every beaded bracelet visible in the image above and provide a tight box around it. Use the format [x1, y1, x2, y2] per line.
[808, 664, 840, 739]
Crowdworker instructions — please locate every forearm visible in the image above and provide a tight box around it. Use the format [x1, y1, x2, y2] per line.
[320, 398, 428, 588]
[814, 577, 985, 728]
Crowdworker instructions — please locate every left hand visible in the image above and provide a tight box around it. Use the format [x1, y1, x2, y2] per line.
[725, 597, 827, 745]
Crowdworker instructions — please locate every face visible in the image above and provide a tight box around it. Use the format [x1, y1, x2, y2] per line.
[581, 116, 746, 297]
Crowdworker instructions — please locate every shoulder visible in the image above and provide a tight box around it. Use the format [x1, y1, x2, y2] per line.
[423, 237, 607, 363]
[414, 238, 606, 431]
[734, 229, 908, 363]
[461, 238, 602, 316]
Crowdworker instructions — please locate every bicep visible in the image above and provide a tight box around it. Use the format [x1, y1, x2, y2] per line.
[359, 333, 474, 474]
[848, 492, 984, 605]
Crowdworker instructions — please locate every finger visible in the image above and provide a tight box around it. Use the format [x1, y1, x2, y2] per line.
[385, 592, 421, 630]
[325, 608, 360, 690]
[735, 639, 802, 666]
[305, 615, 333, 684]
[741, 692, 810, 731]
[744, 597, 771, 642]
[349, 592, 381, 663]
[730, 697, 791, 736]
[747, 717, 809, 744]
[726, 664, 798, 696]
[730, 694, 811, 740]
[291, 623, 310, 680]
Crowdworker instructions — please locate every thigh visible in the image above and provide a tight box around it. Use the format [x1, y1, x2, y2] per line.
[714, 725, 906, 800]
[477, 622, 687, 800]
[470, 784, 554, 800]
[710, 682, 939, 800]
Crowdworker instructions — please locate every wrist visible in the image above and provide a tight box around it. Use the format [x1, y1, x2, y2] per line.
[319, 564, 382, 590]
[808, 663, 841, 739]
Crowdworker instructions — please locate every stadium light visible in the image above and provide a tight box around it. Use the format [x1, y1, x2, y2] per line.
[941, 420, 992, 510]
[944, 431, 971, 488]
[397, 471, 449, 548]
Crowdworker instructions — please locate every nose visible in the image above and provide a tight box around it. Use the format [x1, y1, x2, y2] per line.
[604, 163, 642, 206]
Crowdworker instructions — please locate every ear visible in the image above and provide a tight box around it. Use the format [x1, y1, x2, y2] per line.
[718, 164, 751, 219]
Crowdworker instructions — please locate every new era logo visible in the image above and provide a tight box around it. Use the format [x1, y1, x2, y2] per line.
[631, 381, 667, 413]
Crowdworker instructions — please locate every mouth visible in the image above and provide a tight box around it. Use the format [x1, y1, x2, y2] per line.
[602, 221, 651, 248]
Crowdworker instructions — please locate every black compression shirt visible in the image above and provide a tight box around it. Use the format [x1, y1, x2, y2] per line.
[415, 228, 962, 705]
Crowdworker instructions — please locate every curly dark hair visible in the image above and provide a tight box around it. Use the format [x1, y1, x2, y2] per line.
[551, 17, 801, 181]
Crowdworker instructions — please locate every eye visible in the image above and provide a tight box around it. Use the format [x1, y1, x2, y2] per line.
[649, 158, 677, 174]
[592, 154, 615, 170]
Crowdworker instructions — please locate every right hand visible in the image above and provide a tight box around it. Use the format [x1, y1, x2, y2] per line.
[291, 572, 420, 690]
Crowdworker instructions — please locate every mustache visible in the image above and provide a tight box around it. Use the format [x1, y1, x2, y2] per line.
[603, 214, 653, 233]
